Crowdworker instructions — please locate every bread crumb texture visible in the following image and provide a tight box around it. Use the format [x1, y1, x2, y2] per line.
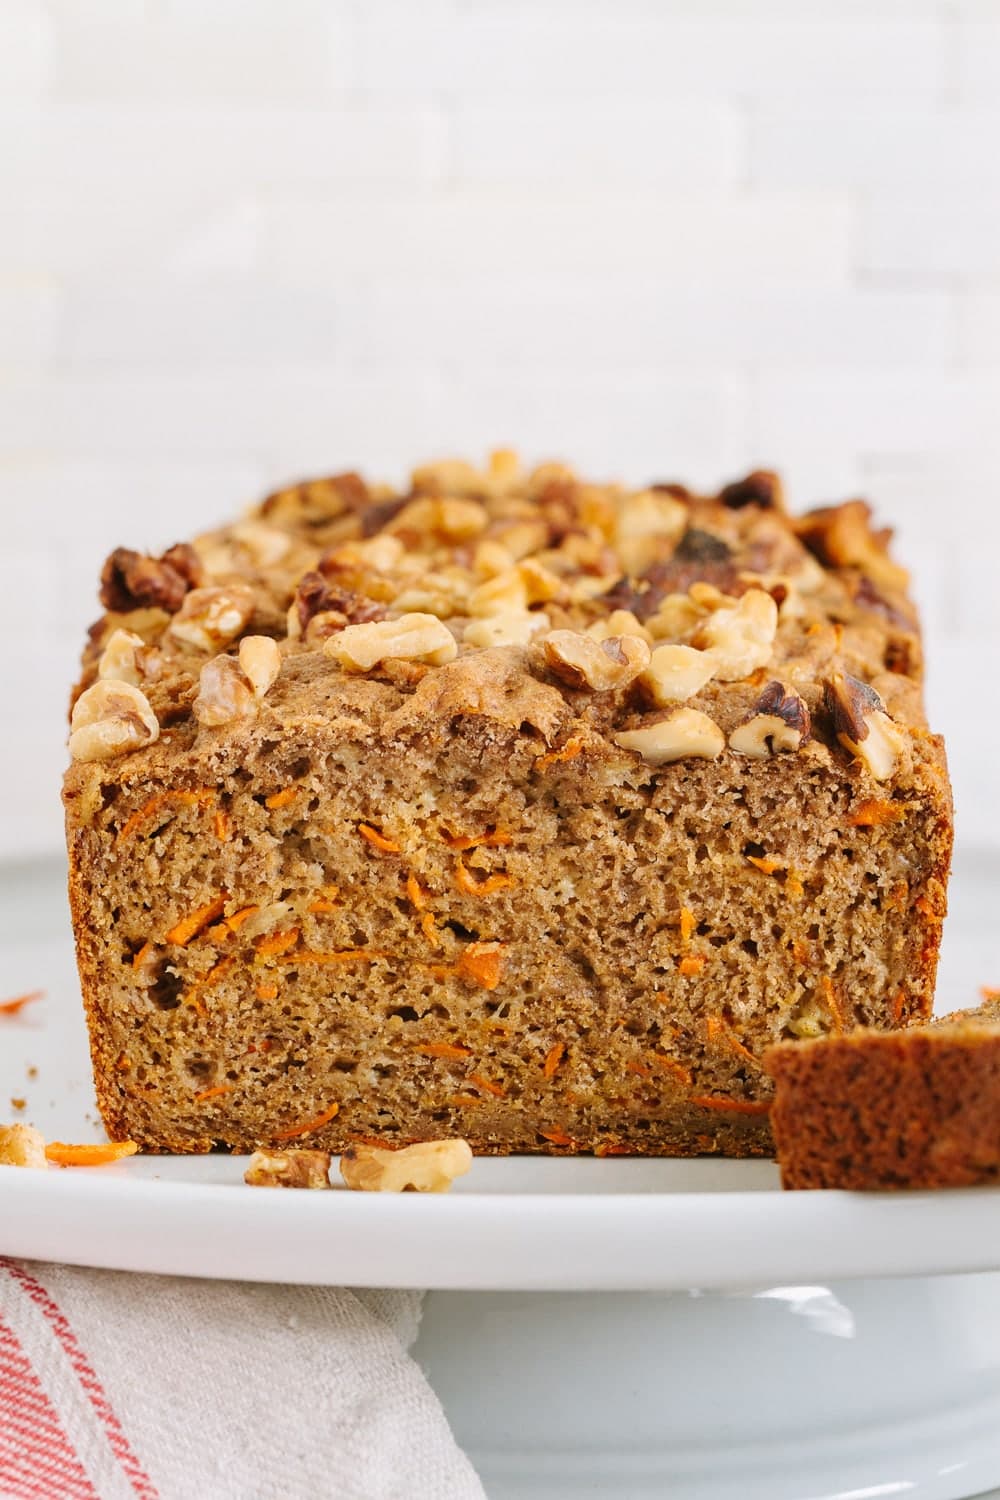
[64, 454, 953, 1156]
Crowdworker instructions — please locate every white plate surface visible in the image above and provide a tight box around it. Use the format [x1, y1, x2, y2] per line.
[2, 853, 999, 1291]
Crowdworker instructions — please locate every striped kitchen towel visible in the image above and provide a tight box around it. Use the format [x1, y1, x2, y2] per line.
[0, 1260, 484, 1500]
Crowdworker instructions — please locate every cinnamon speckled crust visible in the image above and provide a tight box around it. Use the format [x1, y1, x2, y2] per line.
[64, 454, 952, 1155]
[765, 1000, 1000, 1189]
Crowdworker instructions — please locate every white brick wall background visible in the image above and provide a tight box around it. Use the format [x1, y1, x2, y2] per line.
[2, 0, 998, 856]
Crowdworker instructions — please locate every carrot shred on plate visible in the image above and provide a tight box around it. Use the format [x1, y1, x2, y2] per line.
[45, 1141, 139, 1167]
[0, 991, 44, 1016]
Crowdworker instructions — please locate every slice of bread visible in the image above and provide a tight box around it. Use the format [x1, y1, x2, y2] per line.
[765, 998, 1000, 1189]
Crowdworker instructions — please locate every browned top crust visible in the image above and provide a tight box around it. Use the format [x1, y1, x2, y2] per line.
[67, 452, 941, 801]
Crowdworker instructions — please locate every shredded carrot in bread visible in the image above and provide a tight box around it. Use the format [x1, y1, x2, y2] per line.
[183, 955, 235, 1014]
[117, 788, 215, 843]
[45, 1141, 139, 1166]
[131, 943, 153, 970]
[358, 823, 401, 854]
[746, 855, 781, 876]
[691, 1095, 771, 1116]
[457, 942, 506, 990]
[420, 911, 441, 948]
[848, 799, 906, 828]
[915, 895, 944, 922]
[255, 928, 300, 960]
[821, 975, 845, 1032]
[543, 1042, 566, 1078]
[454, 858, 515, 898]
[265, 786, 299, 810]
[255, 983, 278, 1001]
[891, 990, 907, 1024]
[166, 895, 227, 947]
[705, 1015, 756, 1063]
[678, 955, 706, 977]
[413, 1042, 472, 1059]
[539, 1127, 576, 1146]
[115, 1052, 130, 1071]
[442, 829, 513, 851]
[679, 907, 696, 947]
[468, 1073, 506, 1098]
[273, 1101, 340, 1140]
[195, 1083, 235, 1102]
[405, 872, 426, 909]
[225, 905, 259, 933]
[652, 1055, 693, 1085]
[246, 1039, 273, 1054]
[595, 1142, 634, 1157]
[791, 938, 812, 966]
[535, 737, 584, 771]
[626, 1060, 652, 1078]
[785, 870, 805, 900]
[213, 809, 232, 841]
[447, 1094, 483, 1108]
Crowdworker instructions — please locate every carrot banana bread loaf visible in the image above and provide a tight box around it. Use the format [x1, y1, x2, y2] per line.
[766, 998, 1000, 1189]
[64, 454, 952, 1156]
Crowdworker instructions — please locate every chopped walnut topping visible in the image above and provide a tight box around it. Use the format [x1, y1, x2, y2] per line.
[69, 680, 160, 763]
[0, 1123, 47, 1169]
[99, 543, 202, 614]
[468, 568, 529, 617]
[194, 637, 280, 727]
[238, 635, 281, 698]
[167, 585, 256, 652]
[614, 709, 725, 765]
[645, 592, 703, 642]
[97, 628, 161, 687]
[260, 472, 369, 527]
[244, 1149, 331, 1189]
[325, 614, 458, 671]
[339, 1138, 473, 1193]
[539, 630, 650, 692]
[411, 457, 489, 497]
[641, 643, 717, 706]
[388, 495, 488, 542]
[493, 518, 549, 561]
[693, 588, 778, 681]
[729, 682, 812, 758]
[717, 470, 785, 512]
[796, 499, 909, 594]
[229, 519, 292, 568]
[289, 572, 388, 640]
[614, 489, 689, 574]
[824, 671, 908, 781]
[464, 612, 550, 648]
[193, 656, 255, 727]
[586, 610, 651, 645]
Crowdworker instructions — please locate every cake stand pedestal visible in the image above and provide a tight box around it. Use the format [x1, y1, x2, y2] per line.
[414, 1273, 1000, 1500]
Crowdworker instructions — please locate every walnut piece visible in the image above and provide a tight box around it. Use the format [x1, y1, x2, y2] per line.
[464, 611, 550, 649]
[194, 636, 281, 727]
[824, 671, 908, 781]
[693, 588, 778, 681]
[244, 1149, 331, 1189]
[99, 543, 202, 614]
[167, 584, 256, 652]
[614, 489, 689, 574]
[797, 499, 909, 594]
[238, 635, 281, 698]
[388, 495, 488, 542]
[339, 1138, 473, 1193]
[69, 680, 160, 763]
[717, 470, 785, 512]
[539, 630, 650, 692]
[614, 708, 726, 765]
[0, 1123, 47, 1169]
[324, 613, 458, 671]
[729, 682, 812, 758]
[229, 519, 292, 567]
[641, 643, 717, 705]
[97, 628, 161, 687]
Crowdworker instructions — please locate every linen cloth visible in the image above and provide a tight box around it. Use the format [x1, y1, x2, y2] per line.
[0, 1260, 485, 1500]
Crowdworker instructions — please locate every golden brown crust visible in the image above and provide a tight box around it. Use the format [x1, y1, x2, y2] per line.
[63, 455, 952, 1156]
